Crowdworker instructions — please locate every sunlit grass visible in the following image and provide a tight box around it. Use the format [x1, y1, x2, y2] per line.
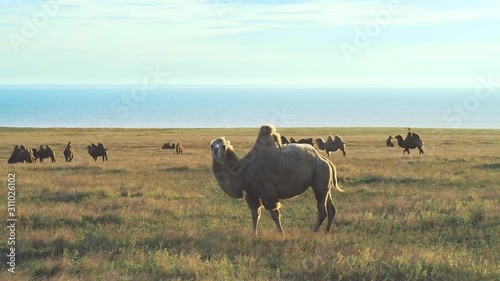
[0, 127, 498, 280]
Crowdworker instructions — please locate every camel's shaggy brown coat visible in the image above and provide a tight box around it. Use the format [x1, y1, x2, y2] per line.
[211, 125, 343, 235]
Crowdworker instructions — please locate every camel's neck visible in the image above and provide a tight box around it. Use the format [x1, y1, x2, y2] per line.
[396, 138, 406, 148]
[212, 148, 245, 199]
[317, 139, 326, 149]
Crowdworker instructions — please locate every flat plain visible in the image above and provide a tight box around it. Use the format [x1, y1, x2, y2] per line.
[0, 127, 499, 280]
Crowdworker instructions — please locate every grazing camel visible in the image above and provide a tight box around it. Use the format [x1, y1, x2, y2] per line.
[211, 125, 343, 236]
[36, 145, 56, 163]
[87, 143, 108, 161]
[315, 135, 347, 157]
[175, 143, 184, 155]
[394, 132, 424, 154]
[64, 142, 74, 162]
[8, 145, 35, 164]
[386, 135, 394, 147]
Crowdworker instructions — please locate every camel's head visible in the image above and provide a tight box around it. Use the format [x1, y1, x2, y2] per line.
[87, 145, 93, 150]
[211, 137, 231, 164]
[394, 135, 404, 141]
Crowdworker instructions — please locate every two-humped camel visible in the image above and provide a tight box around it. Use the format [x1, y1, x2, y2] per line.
[211, 125, 343, 236]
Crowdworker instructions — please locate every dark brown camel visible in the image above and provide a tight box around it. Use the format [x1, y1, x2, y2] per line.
[8, 145, 35, 164]
[386, 135, 394, 147]
[87, 143, 108, 161]
[35, 145, 56, 163]
[394, 132, 424, 154]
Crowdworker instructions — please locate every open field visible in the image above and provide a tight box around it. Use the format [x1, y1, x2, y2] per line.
[0, 127, 499, 280]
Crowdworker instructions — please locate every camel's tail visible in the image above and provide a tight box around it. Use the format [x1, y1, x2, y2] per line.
[327, 158, 344, 193]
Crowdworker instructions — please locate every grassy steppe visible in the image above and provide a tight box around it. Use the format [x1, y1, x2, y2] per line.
[0, 127, 499, 280]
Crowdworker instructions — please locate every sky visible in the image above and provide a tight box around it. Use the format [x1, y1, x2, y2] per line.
[0, 0, 499, 87]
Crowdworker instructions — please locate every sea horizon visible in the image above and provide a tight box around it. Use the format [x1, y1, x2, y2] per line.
[1, 86, 499, 129]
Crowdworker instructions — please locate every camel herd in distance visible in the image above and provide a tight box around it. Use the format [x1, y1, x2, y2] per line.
[7, 140, 186, 164]
[6, 128, 424, 164]
[7, 142, 109, 164]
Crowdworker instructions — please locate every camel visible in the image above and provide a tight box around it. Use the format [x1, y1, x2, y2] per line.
[394, 132, 424, 154]
[35, 145, 56, 163]
[211, 125, 343, 236]
[162, 142, 176, 150]
[87, 143, 108, 161]
[8, 145, 35, 164]
[64, 142, 74, 162]
[315, 135, 347, 157]
[175, 143, 184, 155]
[386, 135, 394, 147]
[289, 137, 314, 146]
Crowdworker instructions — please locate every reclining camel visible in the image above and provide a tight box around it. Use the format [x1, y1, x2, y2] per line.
[8, 145, 35, 164]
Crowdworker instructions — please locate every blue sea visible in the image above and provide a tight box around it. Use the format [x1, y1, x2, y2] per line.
[0, 86, 499, 129]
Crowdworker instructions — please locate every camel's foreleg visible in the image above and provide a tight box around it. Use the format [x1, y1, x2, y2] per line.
[251, 207, 262, 236]
[246, 195, 263, 236]
[270, 209, 284, 235]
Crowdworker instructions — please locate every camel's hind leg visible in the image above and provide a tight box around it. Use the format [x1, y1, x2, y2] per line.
[312, 190, 328, 232]
[325, 192, 336, 233]
[418, 147, 424, 154]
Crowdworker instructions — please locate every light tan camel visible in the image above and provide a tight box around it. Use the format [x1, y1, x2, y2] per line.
[211, 125, 343, 235]
[315, 135, 347, 157]
[175, 143, 184, 155]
